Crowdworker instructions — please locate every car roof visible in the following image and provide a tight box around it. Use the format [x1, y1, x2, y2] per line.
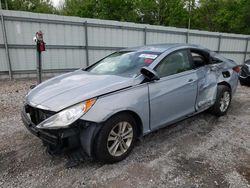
[120, 43, 209, 53]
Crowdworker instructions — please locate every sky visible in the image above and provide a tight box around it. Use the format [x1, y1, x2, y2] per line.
[51, 0, 63, 7]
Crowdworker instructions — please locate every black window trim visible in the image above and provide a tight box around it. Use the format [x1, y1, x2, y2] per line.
[189, 48, 211, 68]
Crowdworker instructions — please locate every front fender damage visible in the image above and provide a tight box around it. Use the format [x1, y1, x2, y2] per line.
[43, 121, 102, 167]
[79, 122, 102, 157]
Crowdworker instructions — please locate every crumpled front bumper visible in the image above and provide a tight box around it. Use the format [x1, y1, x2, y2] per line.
[21, 106, 82, 151]
[21, 106, 101, 157]
[21, 107, 59, 145]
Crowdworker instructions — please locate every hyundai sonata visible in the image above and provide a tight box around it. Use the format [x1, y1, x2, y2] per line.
[22, 44, 239, 163]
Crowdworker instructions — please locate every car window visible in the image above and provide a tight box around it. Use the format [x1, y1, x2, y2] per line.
[86, 51, 160, 78]
[155, 50, 192, 78]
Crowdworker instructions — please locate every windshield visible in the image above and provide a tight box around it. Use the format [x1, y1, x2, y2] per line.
[86, 51, 160, 78]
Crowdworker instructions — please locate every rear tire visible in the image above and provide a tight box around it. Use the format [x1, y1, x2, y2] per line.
[94, 113, 137, 163]
[209, 85, 231, 116]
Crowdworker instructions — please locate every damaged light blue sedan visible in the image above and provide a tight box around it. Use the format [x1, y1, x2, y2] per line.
[22, 44, 239, 163]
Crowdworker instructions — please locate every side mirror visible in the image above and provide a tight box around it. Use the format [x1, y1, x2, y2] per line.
[141, 67, 160, 81]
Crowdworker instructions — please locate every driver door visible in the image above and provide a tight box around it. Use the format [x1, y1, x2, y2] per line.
[148, 49, 198, 130]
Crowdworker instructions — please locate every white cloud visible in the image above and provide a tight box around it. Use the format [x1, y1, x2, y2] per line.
[51, 0, 64, 7]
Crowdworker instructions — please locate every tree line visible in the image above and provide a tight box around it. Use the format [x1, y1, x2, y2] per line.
[1, 0, 250, 35]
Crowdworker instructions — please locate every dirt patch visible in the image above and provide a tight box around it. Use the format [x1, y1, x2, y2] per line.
[175, 156, 229, 187]
[238, 166, 250, 184]
[237, 157, 250, 185]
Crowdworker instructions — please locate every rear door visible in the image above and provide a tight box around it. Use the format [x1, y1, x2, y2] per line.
[190, 49, 218, 111]
[148, 49, 198, 130]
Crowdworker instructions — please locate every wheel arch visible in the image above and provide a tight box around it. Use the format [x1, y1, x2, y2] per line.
[105, 110, 144, 139]
[92, 110, 144, 162]
[218, 81, 231, 92]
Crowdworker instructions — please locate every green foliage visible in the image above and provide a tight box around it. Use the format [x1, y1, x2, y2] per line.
[1, 0, 56, 13]
[136, 0, 188, 28]
[96, 0, 138, 22]
[2, 0, 250, 34]
[192, 0, 250, 34]
[62, 0, 97, 17]
[237, 0, 250, 34]
[62, 0, 138, 22]
[62, 0, 189, 27]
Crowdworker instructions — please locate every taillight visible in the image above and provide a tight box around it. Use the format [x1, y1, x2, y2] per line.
[233, 65, 241, 73]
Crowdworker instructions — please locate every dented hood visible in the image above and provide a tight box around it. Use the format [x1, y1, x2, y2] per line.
[26, 70, 136, 111]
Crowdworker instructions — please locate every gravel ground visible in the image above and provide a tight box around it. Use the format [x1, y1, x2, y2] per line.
[0, 79, 250, 188]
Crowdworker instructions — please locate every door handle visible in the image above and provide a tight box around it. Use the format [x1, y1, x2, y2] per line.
[188, 79, 194, 83]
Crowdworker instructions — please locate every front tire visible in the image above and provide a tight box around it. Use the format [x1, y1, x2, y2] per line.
[94, 113, 137, 163]
[209, 85, 231, 116]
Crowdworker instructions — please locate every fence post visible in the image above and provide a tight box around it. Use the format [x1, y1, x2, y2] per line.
[244, 38, 249, 62]
[84, 21, 89, 67]
[1, 14, 12, 80]
[144, 27, 147, 45]
[217, 35, 222, 53]
[186, 30, 189, 43]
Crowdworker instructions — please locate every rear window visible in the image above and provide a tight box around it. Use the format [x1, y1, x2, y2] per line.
[211, 52, 238, 67]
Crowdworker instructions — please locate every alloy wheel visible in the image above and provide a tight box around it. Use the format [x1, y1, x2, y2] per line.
[107, 121, 133, 157]
[219, 91, 230, 112]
